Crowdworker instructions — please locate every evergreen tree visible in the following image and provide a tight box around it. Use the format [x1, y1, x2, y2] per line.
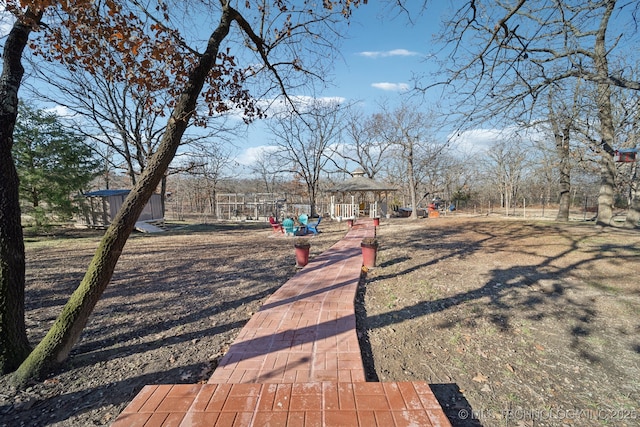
[13, 102, 99, 224]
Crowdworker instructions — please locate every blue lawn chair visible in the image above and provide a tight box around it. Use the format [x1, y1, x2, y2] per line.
[282, 218, 298, 236]
[295, 214, 309, 235]
[306, 216, 321, 235]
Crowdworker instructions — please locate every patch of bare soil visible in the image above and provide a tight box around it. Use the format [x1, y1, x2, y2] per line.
[359, 216, 640, 427]
[0, 220, 346, 426]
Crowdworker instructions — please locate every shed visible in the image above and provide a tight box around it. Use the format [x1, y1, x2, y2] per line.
[77, 189, 163, 228]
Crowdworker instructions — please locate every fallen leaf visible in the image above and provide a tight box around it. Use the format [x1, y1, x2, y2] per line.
[535, 344, 545, 351]
[506, 363, 515, 373]
[472, 373, 489, 383]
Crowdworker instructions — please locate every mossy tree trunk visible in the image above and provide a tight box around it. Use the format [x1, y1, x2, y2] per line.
[10, 7, 234, 387]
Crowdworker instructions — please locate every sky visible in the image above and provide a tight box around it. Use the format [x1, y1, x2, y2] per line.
[0, 1, 455, 171]
[231, 0, 640, 169]
[322, 3, 443, 106]
[4, 2, 638, 174]
[234, 1, 454, 166]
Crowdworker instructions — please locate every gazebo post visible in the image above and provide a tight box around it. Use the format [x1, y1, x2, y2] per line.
[351, 195, 356, 218]
[330, 195, 335, 219]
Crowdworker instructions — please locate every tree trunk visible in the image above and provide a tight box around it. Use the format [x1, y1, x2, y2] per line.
[407, 143, 418, 220]
[624, 162, 639, 228]
[10, 7, 234, 387]
[309, 185, 317, 217]
[594, 0, 617, 226]
[160, 174, 167, 216]
[0, 123, 31, 375]
[0, 9, 42, 374]
[596, 153, 616, 226]
[122, 130, 137, 186]
[625, 194, 640, 228]
[555, 130, 571, 222]
[548, 88, 574, 222]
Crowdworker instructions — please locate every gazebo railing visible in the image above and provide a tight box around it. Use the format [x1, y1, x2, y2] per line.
[329, 199, 381, 219]
[332, 203, 358, 219]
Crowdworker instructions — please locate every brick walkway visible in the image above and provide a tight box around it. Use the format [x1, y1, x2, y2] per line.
[113, 220, 451, 426]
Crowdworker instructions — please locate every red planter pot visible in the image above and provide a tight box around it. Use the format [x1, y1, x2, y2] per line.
[361, 243, 378, 268]
[295, 245, 310, 267]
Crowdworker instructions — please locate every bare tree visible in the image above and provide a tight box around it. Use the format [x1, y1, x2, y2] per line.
[182, 142, 237, 216]
[482, 138, 531, 216]
[376, 103, 445, 219]
[27, 60, 241, 216]
[614, 84, 640, 227]
[428, 0, 640, 226]
[418, 148, 471, 207]
[29, 68, 168, 186]
[331, 107, 395, 178]
[4, 0, 366, 386]
[546, 79, 585, 221]
[268, 99, 347, 217]
[249, 147, 287, 194]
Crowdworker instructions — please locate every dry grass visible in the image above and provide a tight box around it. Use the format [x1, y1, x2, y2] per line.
[1, 219, 347, 426]
[362, 216, 640, 426]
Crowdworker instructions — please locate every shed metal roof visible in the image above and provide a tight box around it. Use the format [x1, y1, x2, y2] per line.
[83, 189, 131, 197]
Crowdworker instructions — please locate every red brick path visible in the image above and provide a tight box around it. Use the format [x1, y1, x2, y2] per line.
[113, 220, 451, 426]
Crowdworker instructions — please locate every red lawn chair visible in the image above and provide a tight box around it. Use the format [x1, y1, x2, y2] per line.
[268, 216, 283, 233]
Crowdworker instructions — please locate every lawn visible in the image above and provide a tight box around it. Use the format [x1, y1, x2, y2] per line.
[360, 216, 640, 426]
[1, 216, 638, 426]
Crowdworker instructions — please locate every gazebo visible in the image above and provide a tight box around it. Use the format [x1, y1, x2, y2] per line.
[328, 169, 397, 219]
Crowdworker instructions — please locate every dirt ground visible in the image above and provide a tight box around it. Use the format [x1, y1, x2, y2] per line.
[359, 216, 640, 427]
[0, 215, 638, 426]
[0, 220, 346, 426]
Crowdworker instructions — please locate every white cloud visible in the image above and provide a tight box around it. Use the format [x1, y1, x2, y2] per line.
[449, 126, 546, 154]
[448, 128, 507, 154]
[235, 144, 278, 166]
[45, 105, 74, 118]
[371, 82, 409, 92]
[260, 95, 347, 118]
[358, 49, 419, 58]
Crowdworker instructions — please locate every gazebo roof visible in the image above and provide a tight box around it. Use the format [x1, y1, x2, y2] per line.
[329, 169, 397, 193]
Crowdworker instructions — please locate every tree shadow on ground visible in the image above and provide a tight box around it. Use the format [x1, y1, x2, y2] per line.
[355, 266, 483, 426]
[431, 383, 484, 427]
[365, 220, 634, 357]
[359, 218, 640, 425]
[10, 223, 348, 425]
[0, 363, 205, 426]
